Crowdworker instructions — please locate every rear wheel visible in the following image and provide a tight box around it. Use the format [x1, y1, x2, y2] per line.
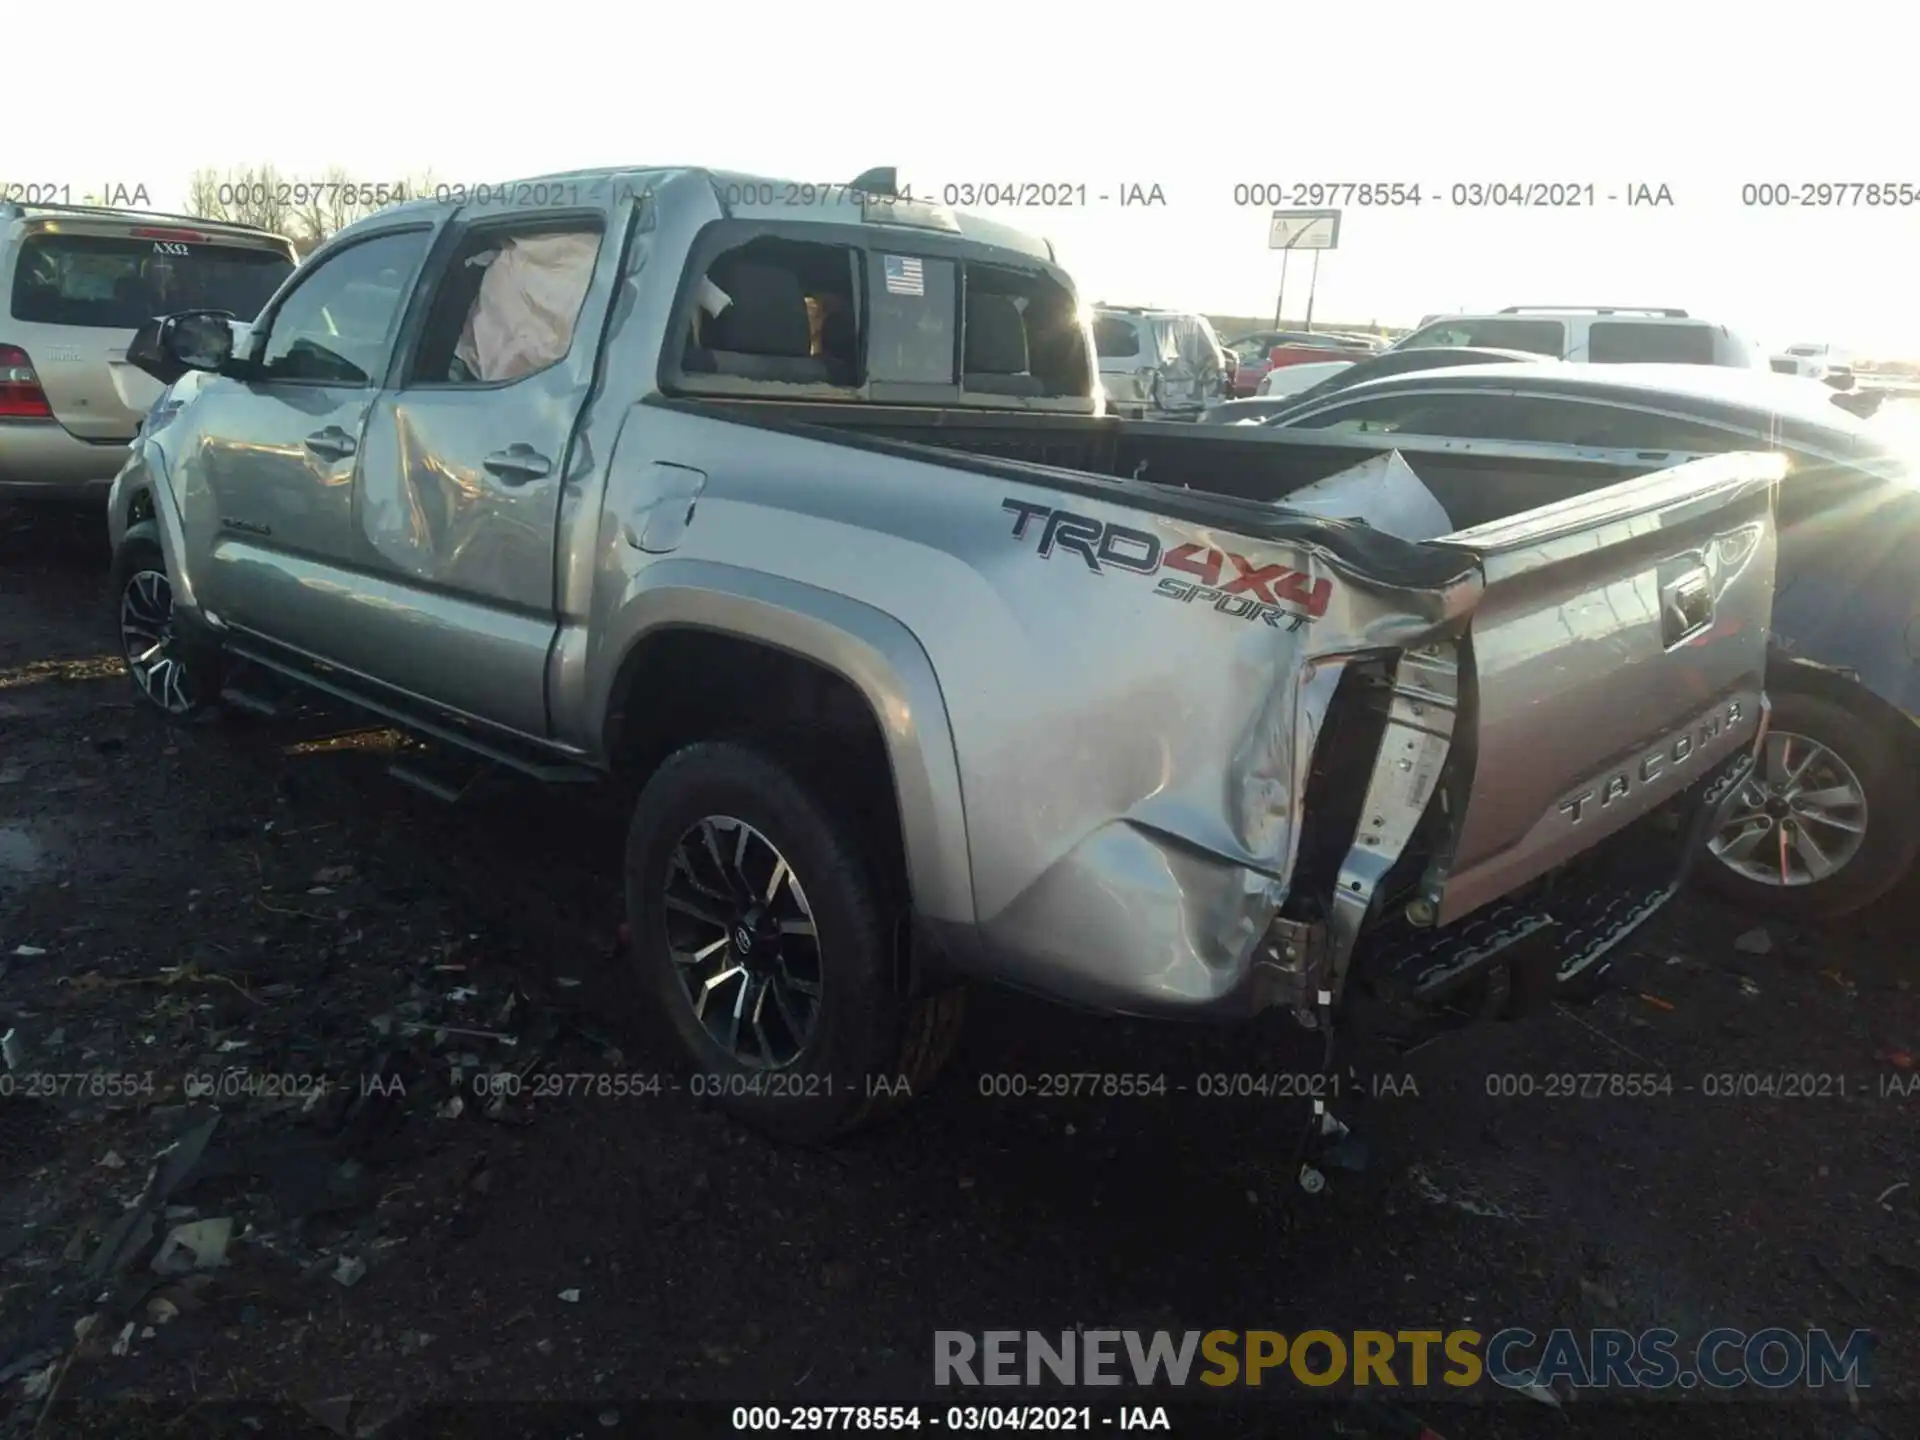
[1699, 688, 1920, 919]
[624, 741, 964, 1142]
[110, 537, 218, 721]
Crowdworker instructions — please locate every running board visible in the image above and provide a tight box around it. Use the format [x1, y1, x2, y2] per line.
[225, 644, 600, 786]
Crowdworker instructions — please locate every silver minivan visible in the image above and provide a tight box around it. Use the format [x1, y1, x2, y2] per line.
[1092, 306, 1225, 419]
[0, 201, 296, 502]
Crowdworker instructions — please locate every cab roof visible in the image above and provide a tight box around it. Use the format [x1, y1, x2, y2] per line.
[336, 165, 1055, 262]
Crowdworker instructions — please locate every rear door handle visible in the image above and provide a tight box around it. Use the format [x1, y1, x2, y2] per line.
[483, 444, 552, 485]
[304, 426, 357, 461]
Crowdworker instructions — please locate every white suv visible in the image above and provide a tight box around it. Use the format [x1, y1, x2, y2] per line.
[1, 200, 296, 503]
[1391, 306, 1762, 368]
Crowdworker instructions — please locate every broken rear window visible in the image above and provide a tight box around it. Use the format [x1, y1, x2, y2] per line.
[963, 264, 1087, 399]
[1093, 316, 1142, 358]
[9, 233, 294, 328]
[682, 236, 859, 388]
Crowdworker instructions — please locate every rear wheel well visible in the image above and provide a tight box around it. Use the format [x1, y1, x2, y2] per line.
[606, 630, 910, 904]
[1769, 654, 1919, 752]
[126, 489, 155, 526]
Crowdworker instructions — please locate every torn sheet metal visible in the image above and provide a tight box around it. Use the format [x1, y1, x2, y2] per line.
[1276, 450, 1454, 542]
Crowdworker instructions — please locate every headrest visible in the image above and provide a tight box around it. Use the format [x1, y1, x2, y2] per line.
[707, 262, 812, 357]
[965, 294, 1029, 375]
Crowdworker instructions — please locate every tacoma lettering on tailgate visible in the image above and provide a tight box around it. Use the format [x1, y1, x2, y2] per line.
[1558, 698, 1748, 823]
[1002, 499, 1331, 629]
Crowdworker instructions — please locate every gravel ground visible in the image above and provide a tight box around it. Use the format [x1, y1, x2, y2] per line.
[1, 503, 1915, 1440]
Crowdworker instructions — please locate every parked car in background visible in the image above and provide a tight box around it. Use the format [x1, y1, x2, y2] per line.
[1255, 359, 1353, 398]
[1093, 305, 1224, 418]
[1772, 342, 1853, 384]
[1216, 330, 1238, 398]
[0, 200, 297, 504]
[1391, 306, 1762, 368]
[1225, 328, 1377, 396]
[1199, 346, 1551, 425]
[1266, 360, 1920, 918]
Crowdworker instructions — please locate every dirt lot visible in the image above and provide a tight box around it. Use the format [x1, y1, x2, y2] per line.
[1, 503, 1916, 1440]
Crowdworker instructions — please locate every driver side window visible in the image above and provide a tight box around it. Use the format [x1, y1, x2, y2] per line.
[256, 229, 432, 385]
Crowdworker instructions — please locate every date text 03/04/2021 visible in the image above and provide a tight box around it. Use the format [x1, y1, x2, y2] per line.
[1229, 181, 1675, 208]
[730, 1406, 1172, 1432]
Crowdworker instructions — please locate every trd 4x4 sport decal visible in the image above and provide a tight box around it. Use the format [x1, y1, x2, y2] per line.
[1002, 499, 1331, 631]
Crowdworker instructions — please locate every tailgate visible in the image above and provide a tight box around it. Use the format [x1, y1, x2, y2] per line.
[1425, 450, 1784, 925]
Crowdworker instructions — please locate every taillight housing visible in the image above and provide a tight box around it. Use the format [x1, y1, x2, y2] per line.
[0, 345, 53, 420]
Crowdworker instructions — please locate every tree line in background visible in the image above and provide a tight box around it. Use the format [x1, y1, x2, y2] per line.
[185, 164, 440, 255]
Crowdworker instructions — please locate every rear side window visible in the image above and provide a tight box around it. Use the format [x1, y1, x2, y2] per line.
[1399, 318, 1565, 356]
[1093, 317, 1142, 358]
[964, 265, 1087, 398]
[682, 235, 859, 388]
[10, 233, 294, 328]
[1587, 322, 1716, 364]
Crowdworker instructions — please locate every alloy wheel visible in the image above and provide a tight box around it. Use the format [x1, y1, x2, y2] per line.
[120, 568, 198, 715]
[1709, 729, 1868, 886]
[661, 815, 823, 1067]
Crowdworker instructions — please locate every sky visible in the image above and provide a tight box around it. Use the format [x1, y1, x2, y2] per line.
[12, 0, 1920, 356]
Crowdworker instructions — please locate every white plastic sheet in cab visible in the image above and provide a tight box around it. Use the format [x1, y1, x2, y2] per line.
[454, 232, 601, 383]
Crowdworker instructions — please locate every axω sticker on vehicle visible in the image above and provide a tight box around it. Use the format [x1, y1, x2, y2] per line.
[1001, 499, 1331, 630]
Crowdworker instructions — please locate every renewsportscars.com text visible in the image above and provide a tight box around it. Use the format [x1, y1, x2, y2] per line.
[934, 1327, 1872, 1392]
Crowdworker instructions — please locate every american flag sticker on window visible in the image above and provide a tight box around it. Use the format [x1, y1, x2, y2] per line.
[883, 254, 925, 297]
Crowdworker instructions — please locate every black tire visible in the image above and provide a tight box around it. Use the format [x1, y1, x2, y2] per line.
[1696, 686, 1920, 920]
[109, 531, 221, 722]
[623, 741, 965, 1143]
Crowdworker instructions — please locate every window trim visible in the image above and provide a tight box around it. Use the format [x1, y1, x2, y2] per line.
[248, 223, 437, 389]
[1279, 382, 1520, 433]
[389, 208, 612, 393]
[1284, 381, 1818, 462]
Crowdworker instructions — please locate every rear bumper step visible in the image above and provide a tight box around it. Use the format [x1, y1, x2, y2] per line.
[1367, 747, 1755, 1007]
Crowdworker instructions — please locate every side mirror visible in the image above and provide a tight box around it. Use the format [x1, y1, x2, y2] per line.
[127, 310, 238, 386]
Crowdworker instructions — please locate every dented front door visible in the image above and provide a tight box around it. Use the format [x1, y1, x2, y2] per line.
[342, 193, 633, 738]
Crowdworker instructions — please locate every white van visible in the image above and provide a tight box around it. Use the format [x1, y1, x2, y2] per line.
[1392, 306, 1762, 368]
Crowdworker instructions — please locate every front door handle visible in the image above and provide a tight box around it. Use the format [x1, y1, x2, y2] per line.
[305, 426, 357, 461]
[483, 444, 552, 485]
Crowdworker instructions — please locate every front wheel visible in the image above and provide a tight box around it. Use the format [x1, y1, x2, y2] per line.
[109, 535, 218, 720]
[1697, 687, 1920, 919]
[623, 741, 965, 1143]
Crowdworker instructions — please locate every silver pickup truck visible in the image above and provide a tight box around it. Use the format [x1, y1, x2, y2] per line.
[106, 166, 1782, 1143]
